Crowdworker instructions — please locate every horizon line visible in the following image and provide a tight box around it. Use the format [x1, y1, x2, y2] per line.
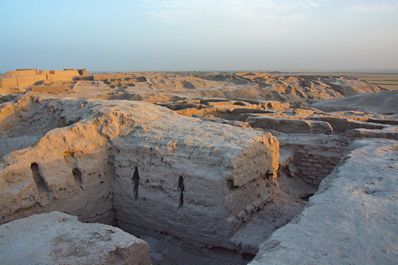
[2, 68, 398, 75]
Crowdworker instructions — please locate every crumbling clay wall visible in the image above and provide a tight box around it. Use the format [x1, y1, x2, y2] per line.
[0, 96, 115, 224]
[113, 127, 279, 248]
[0, 94, 279, 251]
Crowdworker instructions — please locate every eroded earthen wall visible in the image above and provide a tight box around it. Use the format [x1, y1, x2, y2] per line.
[0, 96, 115, 224]
[0, 95, 280, 251]
[112, 131, 279, 249]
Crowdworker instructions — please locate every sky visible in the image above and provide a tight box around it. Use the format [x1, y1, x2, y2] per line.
[0, 0, 397, 72]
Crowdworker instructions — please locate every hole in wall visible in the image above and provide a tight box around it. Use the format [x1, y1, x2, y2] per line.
[265, 170, 274, 180]
[227, 179, 239, 190]
[132, 167, 140, 200]
[30, 162, 49, 193]
[72, 167, 83, 191]
[178, 176, 185, 208]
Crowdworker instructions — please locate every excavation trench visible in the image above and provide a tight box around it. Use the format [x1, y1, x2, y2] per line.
[0, 95, 353, 265]
[103, 138, 350, 265]
[17, 138, 349, 265]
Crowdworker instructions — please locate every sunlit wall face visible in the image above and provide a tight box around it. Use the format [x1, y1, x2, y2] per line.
[1, 0, 397, 72]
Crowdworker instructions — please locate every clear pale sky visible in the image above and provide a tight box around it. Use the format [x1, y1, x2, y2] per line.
[1, 0, 397, 72]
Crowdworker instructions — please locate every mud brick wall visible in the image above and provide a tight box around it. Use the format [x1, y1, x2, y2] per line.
[0, 75, 46, 89]
[0, 77, 18, 89]
[294, 145, 346, 187]
[17, 74, 47, 87]
[0, 69, 86, 89]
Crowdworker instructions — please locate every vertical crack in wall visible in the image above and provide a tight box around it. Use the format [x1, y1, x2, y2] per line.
[178, 176, 185, 208]
[132, 167, 140, 200]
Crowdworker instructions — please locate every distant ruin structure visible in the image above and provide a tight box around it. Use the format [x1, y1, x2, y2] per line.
[0, 68, 87, 89]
